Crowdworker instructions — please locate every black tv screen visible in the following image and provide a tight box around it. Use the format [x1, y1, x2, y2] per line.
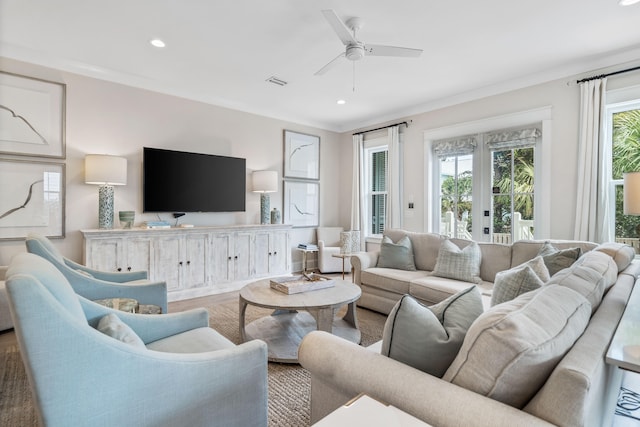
[143, 147, 246, 213]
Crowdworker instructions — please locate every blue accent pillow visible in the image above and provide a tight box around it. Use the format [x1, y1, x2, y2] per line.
[376, 236, 416, 271]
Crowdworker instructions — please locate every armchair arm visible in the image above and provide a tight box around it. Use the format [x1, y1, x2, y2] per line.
[66, 269, 168, 313]
[350, 251, 379, 285]
[64, 257, 147, 282]
[81, 298, 208, 343]
[299, 331, 554, 427]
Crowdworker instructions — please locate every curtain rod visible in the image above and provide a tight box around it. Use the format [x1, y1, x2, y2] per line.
[576, 65, 640, 84]
[352, 121, 410, 136]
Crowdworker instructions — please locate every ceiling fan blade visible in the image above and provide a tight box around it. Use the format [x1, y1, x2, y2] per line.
[365, 44, 423, 58]
[321, 9, 357, 46]
[314, 52, 346, 76]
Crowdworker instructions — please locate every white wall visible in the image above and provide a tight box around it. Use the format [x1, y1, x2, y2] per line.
[0, 57, 345, 268]
[339, 60, 640, 240]
[3, 56, 640, 267]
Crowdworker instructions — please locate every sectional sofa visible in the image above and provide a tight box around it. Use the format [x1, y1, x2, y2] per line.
[300, 229, 640, 426]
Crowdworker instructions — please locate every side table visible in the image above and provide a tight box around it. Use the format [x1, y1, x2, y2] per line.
[297, 247, 318, 273]
[332, 253, 354, 281]
[313, 393, 431, 426]
[606, 278, 640, 372]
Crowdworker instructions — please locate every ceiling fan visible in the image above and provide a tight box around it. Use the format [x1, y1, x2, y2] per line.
[315, 9, 423, 78]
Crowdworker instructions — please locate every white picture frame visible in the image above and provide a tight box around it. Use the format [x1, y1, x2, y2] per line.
[283, 180, 319, 228]
[0, 158, 65, 240]
[283, 130, 320, 180]
[0, 71, 66, 158]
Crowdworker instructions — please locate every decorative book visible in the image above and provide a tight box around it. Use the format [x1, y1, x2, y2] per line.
[270, 274, 335, 294]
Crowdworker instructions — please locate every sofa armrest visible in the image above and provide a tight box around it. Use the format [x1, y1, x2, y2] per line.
[299, 331, 555, 427]
[350, 251, 379, 285]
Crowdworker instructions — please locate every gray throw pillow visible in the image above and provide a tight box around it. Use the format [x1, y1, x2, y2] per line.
[490, 256, 549, 306]
[376, 236, 416, 271]
[97, 313, 145, 348]
[432, 240, 482, 283]
[381, 286, 484, 377]
[537, 242, 582, 276]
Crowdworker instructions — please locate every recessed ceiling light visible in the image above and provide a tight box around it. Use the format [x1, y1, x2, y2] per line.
[150, 39, 166, 48]
[619, 0, 640, 5]
[337, 99, 346, 105]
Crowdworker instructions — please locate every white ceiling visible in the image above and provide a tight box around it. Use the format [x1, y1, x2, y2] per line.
[2, 0, 640, 132]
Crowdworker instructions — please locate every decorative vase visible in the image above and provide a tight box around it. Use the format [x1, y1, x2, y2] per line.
[340, 231, 351, 254]
[118, 211, 135, 229]
[271, 208, 281, 224]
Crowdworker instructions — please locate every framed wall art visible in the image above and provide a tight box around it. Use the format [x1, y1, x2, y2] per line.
[0, 71, 66, 158]
[283, 130, 319, 180]
[283, 180, 319, 228]
[0, 158, 65, 240]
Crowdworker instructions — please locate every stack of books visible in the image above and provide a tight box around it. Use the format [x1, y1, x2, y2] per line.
[143, 221, 171, 229]
[298, 243, 318, 250]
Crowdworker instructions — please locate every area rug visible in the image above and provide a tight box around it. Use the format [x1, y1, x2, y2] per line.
[0, 302, 386, 427]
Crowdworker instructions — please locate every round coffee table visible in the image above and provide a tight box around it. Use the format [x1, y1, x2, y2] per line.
[239, 278, 361, 363]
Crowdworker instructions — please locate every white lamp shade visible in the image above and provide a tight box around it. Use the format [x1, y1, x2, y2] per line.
[624, 171, 640, 215]
[85, 155, 127, 185]
[252, 170, 278, 193]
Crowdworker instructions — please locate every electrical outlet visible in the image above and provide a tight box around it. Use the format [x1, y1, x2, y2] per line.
[483, 227, 490, 234]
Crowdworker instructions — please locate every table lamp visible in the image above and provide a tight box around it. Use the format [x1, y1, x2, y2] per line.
[252, 170, 278, 224]
[624, 171, 640, 216]
[85, 154, 127, 229]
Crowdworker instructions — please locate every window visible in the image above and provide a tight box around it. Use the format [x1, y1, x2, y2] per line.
[605, 96, 640, 253]
[428, 122, 543, 243]
[364, 142, 388, 237]
[491, 147, 535, 243]
[439, 154, 473, 239]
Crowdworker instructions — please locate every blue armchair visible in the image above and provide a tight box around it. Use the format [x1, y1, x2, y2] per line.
[26, 233, 168, 313]
[6, 253, 268, 427]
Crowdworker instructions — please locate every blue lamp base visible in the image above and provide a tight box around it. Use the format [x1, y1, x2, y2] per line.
[98, 185, 115, 229]
[260, 193, 270, 225]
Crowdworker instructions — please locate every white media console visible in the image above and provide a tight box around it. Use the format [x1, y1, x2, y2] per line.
[81, 224, 292, 301]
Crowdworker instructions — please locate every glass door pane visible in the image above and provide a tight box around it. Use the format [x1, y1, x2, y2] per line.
[439, 154, 473, 239]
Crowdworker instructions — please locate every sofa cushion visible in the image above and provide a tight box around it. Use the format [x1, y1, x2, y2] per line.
[97, 313, 145, 348]
[490, 256, 549, 306]
[443, 285, 591, 409]
[510, 240, 597, 268]
[385, 229, 445, 271]
[381, 286, 483, 377]
[376, 236, 416, 271]
[409, 276, 493, 305]
[432, 240, 482, 284]
[477, 242, 513, 283]
[594, 242, 635, 272]
[362, 268, 429, 295]
[538, 242, 582, 276]
[546, 250, 616, 313]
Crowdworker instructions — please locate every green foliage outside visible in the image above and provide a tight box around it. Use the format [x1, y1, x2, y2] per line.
[613, 109, 640, 238]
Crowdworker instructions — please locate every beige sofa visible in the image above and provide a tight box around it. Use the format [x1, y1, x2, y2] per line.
[351, 229, 599, 313]
[300, 230, 640, 426]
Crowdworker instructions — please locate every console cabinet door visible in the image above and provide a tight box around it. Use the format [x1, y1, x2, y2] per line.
[253, 232, 270, 277]
[125, 237, 152, 274]
[210, 233, 232, 284]
[269, 230, 289, 275]
[153, 235, 182, 291]
[184, 233, 208, 289]
[232, 232, 252, 281]
[85, 238, 124, 272]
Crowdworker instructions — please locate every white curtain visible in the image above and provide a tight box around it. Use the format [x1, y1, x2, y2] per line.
[351, 134, 365, 250]
[574, 78, 610, 242]
[387, 126, 402, 229]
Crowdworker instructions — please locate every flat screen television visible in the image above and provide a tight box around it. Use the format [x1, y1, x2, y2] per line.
[143, 147, 246, 213]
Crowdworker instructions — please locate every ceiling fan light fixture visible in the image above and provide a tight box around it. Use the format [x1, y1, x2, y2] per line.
[337, 99, 346, 105]
[346, 44, 365, 61]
